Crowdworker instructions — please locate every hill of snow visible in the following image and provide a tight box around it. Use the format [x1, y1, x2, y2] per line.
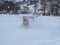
[0, 14, 60, 45]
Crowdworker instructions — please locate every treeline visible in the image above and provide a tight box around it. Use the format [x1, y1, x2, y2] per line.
[40, 0, 60, 16]
[0, 0, 20, 14]
[0, 0, 60, 16]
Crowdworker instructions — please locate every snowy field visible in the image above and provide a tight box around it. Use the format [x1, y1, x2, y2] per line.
[0, 14, 60, 45]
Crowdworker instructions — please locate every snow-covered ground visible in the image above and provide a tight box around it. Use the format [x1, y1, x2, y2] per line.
[0, 14, 60, 45]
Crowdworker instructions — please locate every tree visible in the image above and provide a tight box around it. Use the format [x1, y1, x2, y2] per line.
[34, 0, 38, 14]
